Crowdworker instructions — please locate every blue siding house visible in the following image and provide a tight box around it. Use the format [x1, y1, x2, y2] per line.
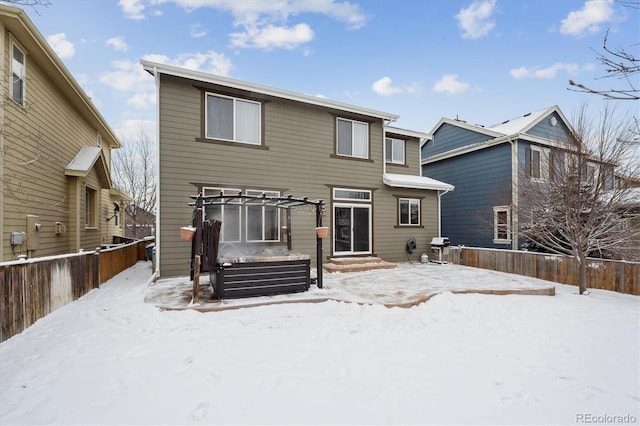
[421, 105, 575, 250]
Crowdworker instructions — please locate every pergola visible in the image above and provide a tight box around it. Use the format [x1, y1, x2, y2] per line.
[189, 191, 326, 290]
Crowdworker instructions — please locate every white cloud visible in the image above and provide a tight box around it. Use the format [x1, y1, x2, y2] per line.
[115, 119, 157, 143]
[560, 0, 615, 37]
[190, 24, 207, 38]
[433, 74, 470, 94]
[509, 63, 591, 79]
[118, 0, 366, 50]
[372, 77, 402, 96]
[46, 33, 75, 59]
[142, 51, 233, 76]
[230, 23, 314, 50]
[371, 76, 420, 96]
[456, 0, 497, 39]
[100, 51, 233, 110]
[119, 0, 145, 20]
[106, 36, 128, 52]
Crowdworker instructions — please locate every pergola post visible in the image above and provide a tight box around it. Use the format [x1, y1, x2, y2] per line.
[316, 202, 323, 289]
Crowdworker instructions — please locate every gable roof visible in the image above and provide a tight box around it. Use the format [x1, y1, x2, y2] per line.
[0, 4, 120, 149]
[427, 105, 573, 143]
[141, 60, 400, 122]
[65, 146, 111, 188]
[488, 105, 571, 135]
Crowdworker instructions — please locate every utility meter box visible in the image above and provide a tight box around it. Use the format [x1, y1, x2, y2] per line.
[10, 232, 24, 246]
[26, 214, 39, 251]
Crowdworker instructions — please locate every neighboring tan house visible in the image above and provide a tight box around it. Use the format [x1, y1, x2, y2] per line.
[421, 105, 616, 250]
[141, 60, 453, 278]
[124, 205, 156, 239]
[0, 5, 129, 262]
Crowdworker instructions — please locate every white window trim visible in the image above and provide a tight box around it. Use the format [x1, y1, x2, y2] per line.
[493, 205, 511, 244]
[530, 145, 549, 183]
[245, 190, 281, 243]
[399, 198, 420, 226]
[386, 137, 405, 164]
[332, 188, 371, 202]
[336, 117, 369, 159]
[10, 39, 27, 106]
[205, 93, 261, 145]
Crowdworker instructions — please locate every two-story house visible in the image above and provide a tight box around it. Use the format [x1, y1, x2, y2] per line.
[421, 105, 607, 250]
[1, 4, 129, 262]
[141, 60, 453, 278]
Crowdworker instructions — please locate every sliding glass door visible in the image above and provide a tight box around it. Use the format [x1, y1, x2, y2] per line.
[334, 205, 371, 255]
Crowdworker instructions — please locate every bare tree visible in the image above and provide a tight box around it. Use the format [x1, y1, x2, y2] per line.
[112, 122, 156, 239]
[519, 105, 640, 294]
[568, 1, 640, 100]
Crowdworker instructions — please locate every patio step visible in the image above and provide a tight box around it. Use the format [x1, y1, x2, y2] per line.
[323, 256, 397, 273]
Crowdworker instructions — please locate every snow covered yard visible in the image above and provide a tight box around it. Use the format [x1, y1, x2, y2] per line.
[1, 262, 638, 425]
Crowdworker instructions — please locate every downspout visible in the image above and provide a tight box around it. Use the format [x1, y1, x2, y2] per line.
[508, 137, 519, 250]
[153, 66, 161, 275]
[382, 120, 392, 175]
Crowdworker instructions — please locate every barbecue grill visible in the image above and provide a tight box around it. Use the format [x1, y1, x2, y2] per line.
[430, 237, 450, 264]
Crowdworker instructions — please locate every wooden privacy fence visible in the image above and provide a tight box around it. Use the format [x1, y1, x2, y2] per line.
[0, 239, 153, 343]
[444, 246, 639, 295]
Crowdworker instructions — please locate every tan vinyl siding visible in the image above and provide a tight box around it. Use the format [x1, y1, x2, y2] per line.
[1, 21, 117, 261]
[157, 74, 440, 277]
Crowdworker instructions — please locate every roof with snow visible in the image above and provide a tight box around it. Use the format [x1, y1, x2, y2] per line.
[383, 173, 454, 191]
[65, 146, 111, 187]
[488, 106, 556, 135]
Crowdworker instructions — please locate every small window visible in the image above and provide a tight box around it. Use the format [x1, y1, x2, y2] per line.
[85, 187, 97, 228]
[337, 118, 369, 159]
[203, 187, 241, 242]
[582, 162, 597, 185]
[205, 93, 261, 145]
[526, 146, 549, 182]
[11, 42, 26, 105]
[333, 188, 371, 201]
[493, 206, 511, 243]
[246, 190, 280, 242]
[385, 137, 405, 164]
[399, 198, 420, 226]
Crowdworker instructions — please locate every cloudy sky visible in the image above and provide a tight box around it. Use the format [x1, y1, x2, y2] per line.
[24, 0, 639, 140]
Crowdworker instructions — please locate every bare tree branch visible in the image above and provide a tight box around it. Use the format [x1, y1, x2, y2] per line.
[112, 123, 157, 239]
[520, 105, 640, 294]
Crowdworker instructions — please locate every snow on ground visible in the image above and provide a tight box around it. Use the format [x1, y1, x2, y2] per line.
[1, 261, 638, 425]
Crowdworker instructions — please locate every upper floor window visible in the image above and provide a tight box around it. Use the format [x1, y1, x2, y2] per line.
[526, 145, 549, 182]
[399, 198, 420, 226]
[11, 42, 26, 105]
[385, 137, 405, 164]
[493, 206, 511, 243]
[337, 118, 368, 159]
[205, 93, 261, 145]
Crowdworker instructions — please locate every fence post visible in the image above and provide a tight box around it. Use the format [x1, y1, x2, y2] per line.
[95, 247, 101, 288]
[192, 255, 200, 304]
